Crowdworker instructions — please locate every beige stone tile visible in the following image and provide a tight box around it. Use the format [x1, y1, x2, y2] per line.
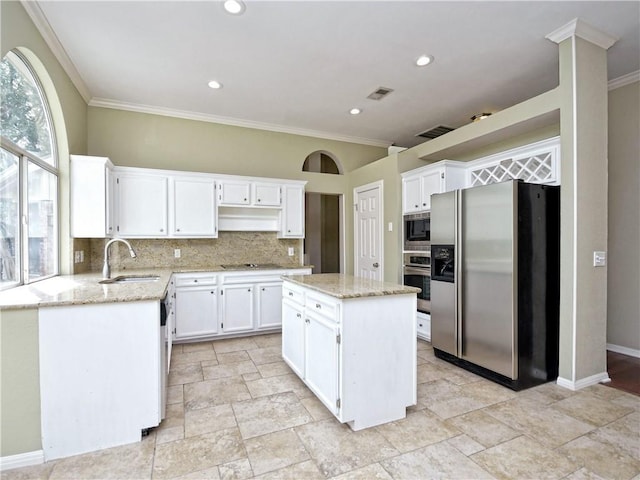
[247, 346, 283, 365]
[426, 379, 515, 419]
[375, 410, 460, 452]
[212, 337, 259, 354]
[169, 362, 204, 386]
[160, 402, 185, 429]
[167, 384, 184, 405]
[182, 341, 214, 353]
[564, 467, 609, 480]
[253, 333, 282, 348]
[472, 435, 577, 480]
[256, 361, 292, 378]
[427, 394, 487, 419]
[216, 350, 251, 364]
[156, 425, 185, 445]
[328, 463, 394, 480]
[300, 395, 334, 421]
[583, 383, 627, 401]
[295, 418, 399, 478]
[152, 428, 245, 479]
[416, 361, 450, 384]
[559, 434, 640, 480]
[244, 428, 310, 475]
[246, 373, 306, 398]
[381, 440, 494, 479]
[184, 376, 251, 411]
[173, 466, 221, 479]
[49, 434, 155, 479]
[185, 404, 238, 438]
[416, 339, 432, 352]
[253, 460, 324, 480]
[612, 391, 640, 411]
[519, 381, 579, 405]
[242, 372, 262, 382]
[172, 349, 218, 366]
[447, 410, 520, 448]
[485, 397, 595, 448]
[218, 458, 253, 480]
[552, 391, 635, 427]
[202, 360, 258, 380]
[233, 391, 312, 439]
[447, 433, 486, 456]
[415, 378, 463, 408]
[589, 411, 639, 459]
[0, 462, 56, 480]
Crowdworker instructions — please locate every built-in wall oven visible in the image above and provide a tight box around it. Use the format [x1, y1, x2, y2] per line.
[404, 212, 431, 251]
[403, 252, 431, 314]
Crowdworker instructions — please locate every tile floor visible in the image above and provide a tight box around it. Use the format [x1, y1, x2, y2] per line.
[3, 334, 639, 480]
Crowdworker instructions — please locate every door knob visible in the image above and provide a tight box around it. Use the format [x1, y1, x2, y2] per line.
[373, 262, 379, 268]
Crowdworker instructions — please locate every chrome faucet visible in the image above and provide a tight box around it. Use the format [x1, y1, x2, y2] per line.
[102, 238, 137, 279]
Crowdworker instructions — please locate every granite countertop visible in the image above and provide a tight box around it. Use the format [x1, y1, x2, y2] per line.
[282, 273, 421, 299]
[0, 265, 312, 310]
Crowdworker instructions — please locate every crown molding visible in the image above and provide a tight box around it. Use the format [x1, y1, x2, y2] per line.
[20, 0, 92, 102]
[88, 98, 393, 148]
[608, 70, 640, 91]
[546, 18, 618, 50]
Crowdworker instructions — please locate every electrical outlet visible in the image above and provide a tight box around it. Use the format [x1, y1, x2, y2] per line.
[174, 249, 181, 258]
[288, 247, 295, 256]
[593, 251, 606, 267]
[79, 250, 84, 262]
[74, 251, 80, 263]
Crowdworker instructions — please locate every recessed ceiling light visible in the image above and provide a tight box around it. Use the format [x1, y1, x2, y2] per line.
[416, 55, 434, 67]
[208, 80, 223, 89]
[349, 108, 362, 115]
[223, 0, 245, 15]
[471, 112, 492, 122]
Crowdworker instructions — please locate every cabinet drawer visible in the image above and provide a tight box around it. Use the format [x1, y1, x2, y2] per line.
[174, 274, 217, 287]
[282, 284, 304, 305]
[305, 293, 338, 320]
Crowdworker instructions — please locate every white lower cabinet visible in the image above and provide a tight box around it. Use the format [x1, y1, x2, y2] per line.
[282, 279, 417, 431]
[221, 283, 254, 333]
[173, 269, 311, 342]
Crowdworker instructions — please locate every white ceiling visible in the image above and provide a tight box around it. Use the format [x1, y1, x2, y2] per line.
[30, 1, 640, 148]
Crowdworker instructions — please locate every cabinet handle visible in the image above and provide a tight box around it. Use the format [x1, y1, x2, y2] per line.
[414, 204, 418, 208]
[422, 203, 426, 206]
[296, 313, 301, 318]
[315, 303, 321, 309]
[176, 228, 181, 232]
[244, 198, 247, 201]
[211, 291, 214, 294]
[305, 318, 310, 324]
[288, 292, 293, 296]
[248, 288, 251, 292]
[257, 198, 261, 202]
[160, 228, 164, 232]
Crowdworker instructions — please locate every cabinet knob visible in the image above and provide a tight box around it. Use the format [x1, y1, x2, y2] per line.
[315, 303, 321, 309]
[248, 288, 251, 292]
[194, 279, 198, 283]
[160, 228, 164, 232]
[414, 204, 418, 208]
[176, 228, 181, 232]
[422, 203, 426, 206]
[244, 198, 247, 201]
[288, 292, 293, 296]
[257, 198, 261, 202]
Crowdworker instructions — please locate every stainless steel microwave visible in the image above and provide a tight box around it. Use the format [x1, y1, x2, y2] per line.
[404, 212, 430, 250]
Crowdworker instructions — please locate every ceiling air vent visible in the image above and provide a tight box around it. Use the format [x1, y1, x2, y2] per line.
[416, 125, 455, 140]
[367, 87, 394, 101]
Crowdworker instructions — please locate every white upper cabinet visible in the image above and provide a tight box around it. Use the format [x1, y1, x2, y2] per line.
[116, 172, 169, 237]
[218, 180, 251, 206]
[172, 177, 217, 237]
[70, 155, 115, 238]
[253, 182, 281, 206]
[402, 161, 466, 214]
[280, 184, 305, 238]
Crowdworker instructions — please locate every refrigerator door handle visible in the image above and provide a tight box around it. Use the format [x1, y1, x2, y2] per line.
[456, 190, 463, 358]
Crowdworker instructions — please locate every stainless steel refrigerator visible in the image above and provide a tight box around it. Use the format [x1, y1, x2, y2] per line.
[430, 180, 560, 390]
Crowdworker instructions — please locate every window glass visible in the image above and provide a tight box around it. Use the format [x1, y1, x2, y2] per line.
[27, 162, 57, 280]
[0, 51, 55, 166]
[0, 148, 20, 287]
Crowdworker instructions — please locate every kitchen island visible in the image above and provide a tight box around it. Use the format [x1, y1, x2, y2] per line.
[281, 273, 420, 431]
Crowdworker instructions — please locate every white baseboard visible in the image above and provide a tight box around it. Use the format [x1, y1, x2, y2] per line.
[607, 343, 640, 358]
[0, 450, 44, 471]
[557, 371, 611, 391]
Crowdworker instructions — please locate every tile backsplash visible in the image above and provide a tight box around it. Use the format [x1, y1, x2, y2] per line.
[76, 232, 303, 273]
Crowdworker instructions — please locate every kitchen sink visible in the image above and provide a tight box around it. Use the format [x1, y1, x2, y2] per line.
[221, 263, 282, 270]
[99, 275, 160, 284]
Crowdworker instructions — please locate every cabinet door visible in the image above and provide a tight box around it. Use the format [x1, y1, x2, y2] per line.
[116, 174, 168, 237]
[174, 286, 218, 339]
[70, 155, 113, 238]
[402, 175, 422, 214]
[253, 183, 281, 206]
[282, 299, 305, 378]
[219, 181, 251, 206]
[420, 169, 443, 211]
[280, 184, 305, 238]
[221, 284, 254, 333]
[305, 312, 340, 414]
[173, 178, 217, 237]
[256, 283, 282, 329]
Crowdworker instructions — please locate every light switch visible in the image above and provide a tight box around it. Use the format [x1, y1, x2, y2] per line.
[388, 222, 393, 232]
[593, 251, 606, 267]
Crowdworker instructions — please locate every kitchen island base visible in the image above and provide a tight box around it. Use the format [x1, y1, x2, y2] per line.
[282, 274, 419, 431]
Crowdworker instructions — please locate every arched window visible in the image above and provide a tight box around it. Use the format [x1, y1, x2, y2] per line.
[1, 50, 58, 289]
[302, 151, 342, 174]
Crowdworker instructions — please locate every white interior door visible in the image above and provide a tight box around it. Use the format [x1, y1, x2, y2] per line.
[354, 181, 383, 280]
